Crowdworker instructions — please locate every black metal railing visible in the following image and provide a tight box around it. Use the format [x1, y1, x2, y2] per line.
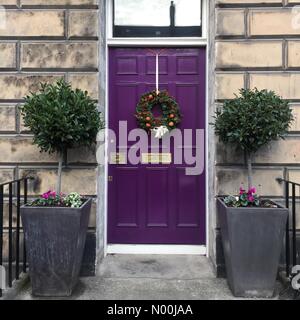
[277, 178, 300, 280]
[0, 177, 32, 297]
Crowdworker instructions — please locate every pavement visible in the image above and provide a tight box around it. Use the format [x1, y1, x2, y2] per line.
[8, 255, 283, 300]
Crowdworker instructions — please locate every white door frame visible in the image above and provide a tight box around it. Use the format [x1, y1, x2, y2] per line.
[103, 0, 210, 256]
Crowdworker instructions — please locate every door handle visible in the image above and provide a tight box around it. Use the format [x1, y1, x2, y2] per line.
[108, 176, 113, 182]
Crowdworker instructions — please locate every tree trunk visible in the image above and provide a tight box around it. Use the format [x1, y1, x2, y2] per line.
[56, 152, 63, 195]
[245, 151, 253, 191]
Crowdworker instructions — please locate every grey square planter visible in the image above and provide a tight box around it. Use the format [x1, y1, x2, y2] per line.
[21, 198, 92, 297]
[217, 198, 288, 298]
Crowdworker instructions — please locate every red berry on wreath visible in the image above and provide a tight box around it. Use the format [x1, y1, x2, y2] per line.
[145, 116, 151, 121]
[169, 114, 175, 119]
[168, 122, 175, 127]
[148, 95, 153, 100]
[146, 123, 151, 128]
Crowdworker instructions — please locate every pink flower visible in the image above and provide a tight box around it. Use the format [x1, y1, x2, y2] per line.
[248, 195, 255, 202]
[42, 190, 51, 199]
[239, 187, 246, 195]
[49, 191, 56, 198]
[248, 187, 256, 194]
[41, 190, 56, 199]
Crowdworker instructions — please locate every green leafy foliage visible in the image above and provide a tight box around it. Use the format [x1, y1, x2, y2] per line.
[21, 79, 104, 154]
[30, 190, 65, 207]
[212, 88, 294, 153]
[224, 187, 260, 208]
[29, 190, 84, 208]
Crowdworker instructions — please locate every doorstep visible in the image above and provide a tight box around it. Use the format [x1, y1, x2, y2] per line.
[7, 255, 283, 300]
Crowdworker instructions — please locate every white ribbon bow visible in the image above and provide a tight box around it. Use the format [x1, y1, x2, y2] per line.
[152, 126, 169, 139]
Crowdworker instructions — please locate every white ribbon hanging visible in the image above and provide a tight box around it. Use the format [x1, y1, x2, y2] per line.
[156, 53, 159, 95]
[148, 49, 165, 95]
[154, 54, 168, 138]
[148, 49, 169, 139]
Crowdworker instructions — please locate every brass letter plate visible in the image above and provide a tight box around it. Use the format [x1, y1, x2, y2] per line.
[142, 153, 172, 164]
[110, 153, 127, 164]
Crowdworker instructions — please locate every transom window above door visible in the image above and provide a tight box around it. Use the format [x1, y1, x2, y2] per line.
[113, 0, 202, 38]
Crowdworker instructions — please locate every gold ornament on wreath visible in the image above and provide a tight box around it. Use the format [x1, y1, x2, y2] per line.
[135, 90, 182, 139]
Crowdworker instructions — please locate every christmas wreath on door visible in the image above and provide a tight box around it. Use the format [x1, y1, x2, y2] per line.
[135, 90, 182, 139]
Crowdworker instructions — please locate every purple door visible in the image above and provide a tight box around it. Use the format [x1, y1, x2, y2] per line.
[108, 48, 206, 244]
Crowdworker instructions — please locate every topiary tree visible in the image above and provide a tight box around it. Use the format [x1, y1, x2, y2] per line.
[212, 88, 294, 190]
[21, 79, 104, 195]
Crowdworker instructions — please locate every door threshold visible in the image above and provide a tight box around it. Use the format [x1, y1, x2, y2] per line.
[106, 245, 207, 255]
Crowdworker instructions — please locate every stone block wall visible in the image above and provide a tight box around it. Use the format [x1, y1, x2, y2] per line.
[0, 0, 99, 273]
[214, 0, 300, 275]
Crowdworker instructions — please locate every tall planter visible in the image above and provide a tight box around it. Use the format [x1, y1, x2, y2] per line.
[21, 198, 92, 297]
[217, 198, 288, 298]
